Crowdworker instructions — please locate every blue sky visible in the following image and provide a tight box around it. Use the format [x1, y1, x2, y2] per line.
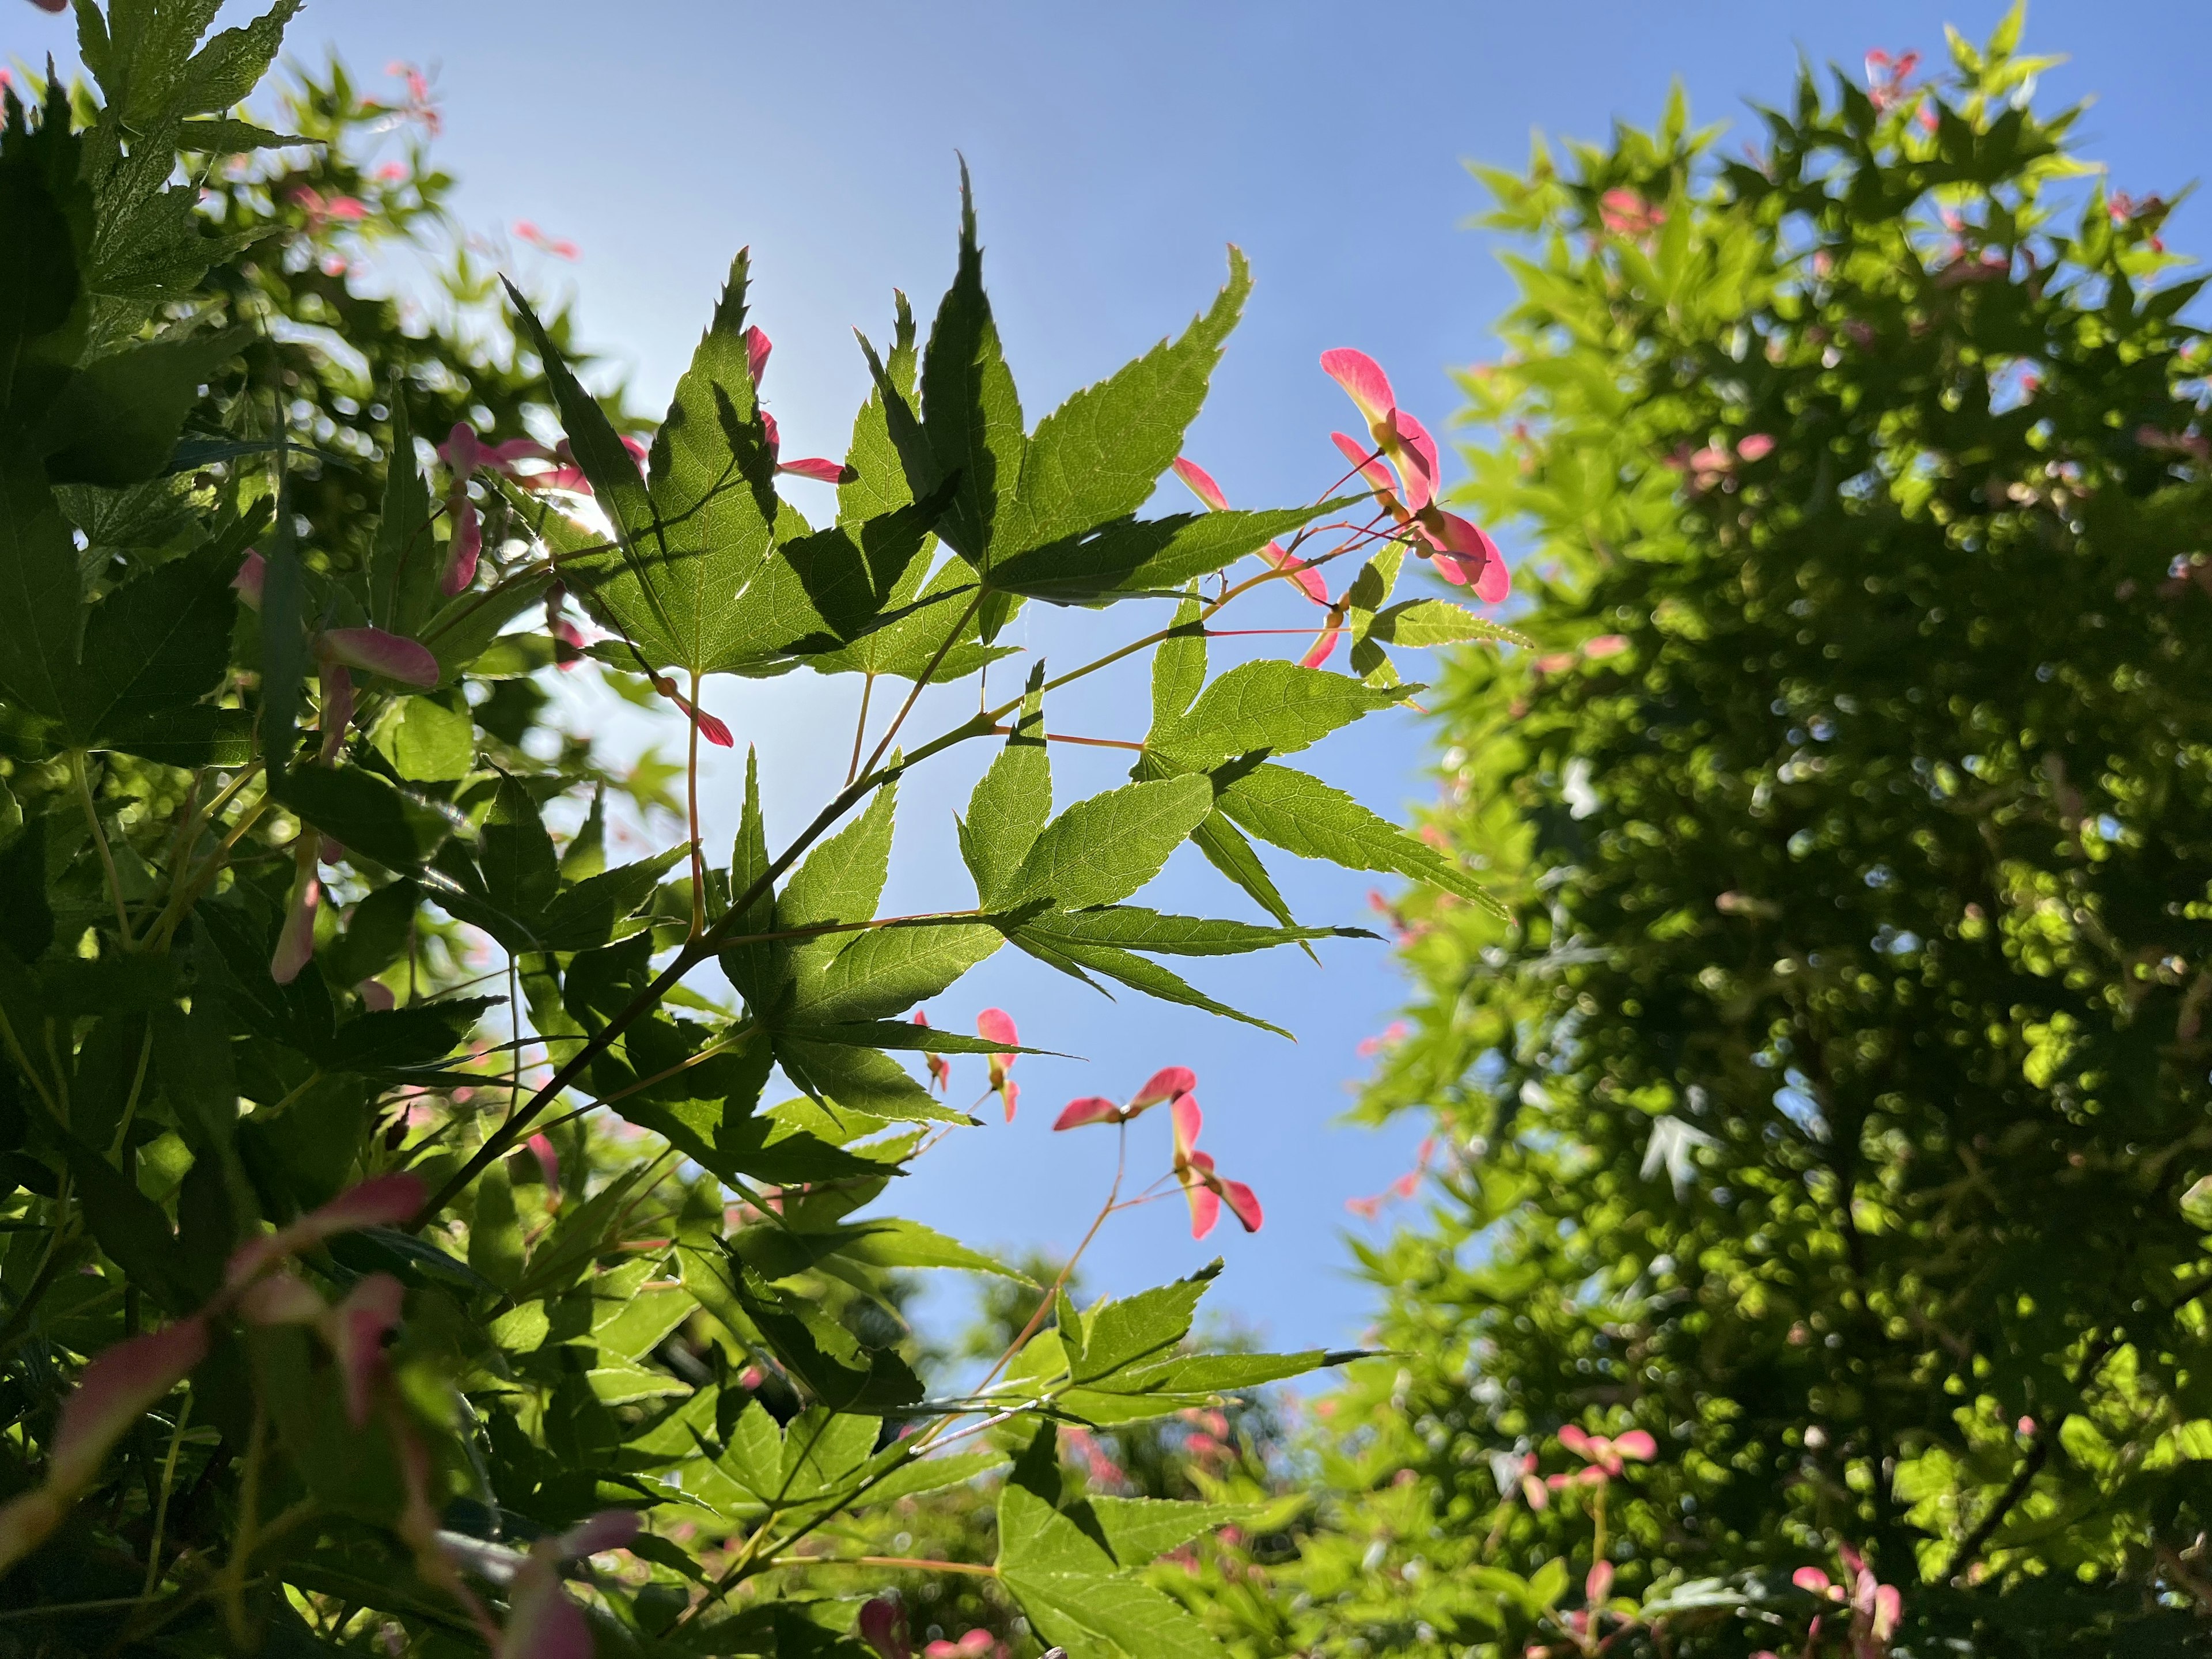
[12, 0, 2207, 1357]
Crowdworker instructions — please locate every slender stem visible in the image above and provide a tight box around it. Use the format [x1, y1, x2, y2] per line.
[686, 666, 706, 939]
[770, 1555, 995, 1577]
[531, 1022, 761, 1138]
[413, 732, 979, 1223]
[0, 1188, 73, 1355]
[147, 763, 262, 940]
[0, 1594, 171, 1625]
[951, 1123, 1127, 1426]
[846, 671, 876, 786]
[719, 907, 987, 949]
[0, 1002, 60, 1122]
[158, 770, 204, 901]
[220, 1404, 268, 1643]
[44, 1022, 71, 1123]
[108, 1021, 156, 1161]
[1945, 1325, 2123, 1582]
[503, 954, 524, 1126]
[151, 791, 274, 950]
[859, 589, 984, 778]
[73, 750, 135, 948]
[141, 1385, 192, 1597]
[420, 546, 1330, 1226]
[984, 726, 1143, 753]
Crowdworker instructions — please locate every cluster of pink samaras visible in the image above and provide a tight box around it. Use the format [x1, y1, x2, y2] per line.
[858, 1600, 1009, 1659]
[912, 1007, 1260, 1241]
[1771, 1546, 1904, 1659]
[1055, 1066, 1262, 1240]
[1173, 346, 1509, 669]
[435, 323, 844, 755]
[1865, 48, 1940, 133]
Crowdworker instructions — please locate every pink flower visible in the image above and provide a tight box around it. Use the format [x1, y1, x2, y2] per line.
[531, 433, 624, 490]
[1794, 1547, 1903, 1656]
[1504, 1450, 1548, 1510]
[1426, 510, 1509, 603]
[436, 423, 550, 593]
[514, 219, 581, 260]
[45, 1318, 208, 1497]
[923, 1632, 996, 1659]
[376, 161, 410, 183]
[914, 1011, 952, 1093]
[234, 555, 440, 698]
[1355, 1020, 1410, 1058]
[1586, 1560, 1615, 1606]
[357, 978, 396, 1012]
[1065, 1424, 1128, 1486]
[1598, 188, 1666, 240]
[1671, 434, 1775, 496]
[978, 1008, 1019, 1120]
[1053, 1065, 1195, 1130]
[649, 676, 734, 748]
[1171, 1096, 1262, 1238]
[25, 1, 70, 13]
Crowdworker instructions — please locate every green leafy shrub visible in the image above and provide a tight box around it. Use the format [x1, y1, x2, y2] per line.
[0, 5, 1520, 1653]
[1188, 9, 2212, 1657]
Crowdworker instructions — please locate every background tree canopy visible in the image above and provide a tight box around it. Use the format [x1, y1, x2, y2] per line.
[1168, 12, 2212, 1658]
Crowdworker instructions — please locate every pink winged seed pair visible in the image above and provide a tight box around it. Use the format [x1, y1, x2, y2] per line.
[1173, 345, 1509, 669]
[1055, 1067, 1262, 1240]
